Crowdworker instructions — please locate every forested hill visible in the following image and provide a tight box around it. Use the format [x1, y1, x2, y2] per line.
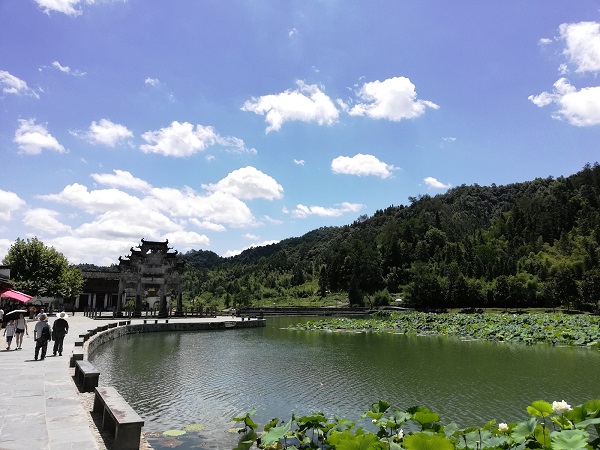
[181, 163, 600, 311]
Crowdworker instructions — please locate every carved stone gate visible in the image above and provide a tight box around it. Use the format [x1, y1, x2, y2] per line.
[118, 239, 185, 318]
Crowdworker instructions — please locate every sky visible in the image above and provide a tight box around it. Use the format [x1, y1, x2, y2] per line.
[1, 1, 600, 266]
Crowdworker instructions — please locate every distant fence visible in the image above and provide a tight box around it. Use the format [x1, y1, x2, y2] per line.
[237, 306, 371, 316]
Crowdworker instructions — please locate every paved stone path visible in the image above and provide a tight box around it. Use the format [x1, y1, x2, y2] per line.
[0, 314, 242, 450]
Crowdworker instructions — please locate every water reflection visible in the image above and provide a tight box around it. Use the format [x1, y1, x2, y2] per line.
[89, 317, 600, 449]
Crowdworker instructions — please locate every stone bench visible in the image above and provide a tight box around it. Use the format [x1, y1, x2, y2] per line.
[70, 348, 84, 367]
[93, 386, 144, 450]
[75, 360, 100, 392]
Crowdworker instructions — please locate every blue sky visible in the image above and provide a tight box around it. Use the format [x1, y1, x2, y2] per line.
[1, 1, 599, 265]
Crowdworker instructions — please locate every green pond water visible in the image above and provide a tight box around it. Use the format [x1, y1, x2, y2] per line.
[89, 316, 600, 449]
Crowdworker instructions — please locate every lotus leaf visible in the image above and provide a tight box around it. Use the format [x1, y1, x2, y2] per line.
[163, 429, 186, 437]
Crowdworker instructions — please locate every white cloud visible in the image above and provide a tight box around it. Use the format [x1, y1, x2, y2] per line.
[0, 239, 12, 260]
[293, 159, 305, 166]
[559, 21, 600, 73]
[75, 119, 133, 147]
[145, 77, 160, 86]
[13, 119, 66, 155]
[189, 218, 226, 232]
[52, 61, 86, 76]
[443, 137, 457, 143]
[0, 70, 38, 98]
[39, 183, 143, 214]
[140, 121, 252, 156]
[290, 202, 364, 219]
[288, 27, 298, 37]
[529, 78, 600, 126]
[90, 170, 152, 192]
[45, 236, 138, 265]
[35, 0, 83, 16]
[223, 239, 280, 258]
[161, 231, 210, 250]
[244, 233, 259, 240]
[0, 190, 25, 221]
[148, 187, 256, 227]
[23, 208, 71, 234]
[349, 76, 439, 121]
[538, 37, 553, 46]
[202, 166, 284, 200]
[331, 154, 397, 178]
[424, 177, 452, 189]
[74, 208, 181, 240]
[241, 80, 339, 133]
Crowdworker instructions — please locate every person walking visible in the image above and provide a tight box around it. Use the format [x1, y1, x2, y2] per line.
[14, 313, 28, 349]
[4, 319, 16, 350]
[33, 314, 51, 360]
[52, 311, 69, 356]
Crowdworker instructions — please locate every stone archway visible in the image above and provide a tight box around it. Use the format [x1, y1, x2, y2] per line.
[118, 239, 185, 318]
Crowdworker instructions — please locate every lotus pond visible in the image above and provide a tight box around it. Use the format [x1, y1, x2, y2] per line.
[89, 315, 600, 449]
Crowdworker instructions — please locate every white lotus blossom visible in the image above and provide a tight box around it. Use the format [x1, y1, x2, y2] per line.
[498, 423, 509, 433]
[552, 400, 572, 414]
[396, 429, 404, 440]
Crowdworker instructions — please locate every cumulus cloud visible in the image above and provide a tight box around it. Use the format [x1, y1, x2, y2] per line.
[45, 236, 139, 265]
[90, 170, 152, 192]
[13, 119, 66, 155]
[289, 202, 364, 219]
[223, 239, 280, 258]
[529, 78, 600, 126]
[148, 187, 256, 227]
[349, 76, 439, 121]
[23, 208, 71, 234]
[0, 190, 25, 221]
[74, 208, 181, 240]
[39, 183, 143, 214]
[189, 218, 226, 232]
[34, 0, 84, 16]
[0, 70, 38, 98]
[424, 177, 452, 189]
[241, 80, 339, 133]
[331, 154, 397, 178]
[162, 231, 210, 250]
[74, 119, 133, 147]
[145, 77, 160, 86]
[559, 21, 600, 73]
[52, 61, 86, 76]
[140, 121, 252, 156]
[202, 166, 284, 200]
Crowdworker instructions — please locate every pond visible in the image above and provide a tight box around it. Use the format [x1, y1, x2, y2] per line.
[89, 316, 600, 449]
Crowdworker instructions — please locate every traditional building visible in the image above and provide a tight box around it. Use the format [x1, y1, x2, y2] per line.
[77, 239, 185, 316]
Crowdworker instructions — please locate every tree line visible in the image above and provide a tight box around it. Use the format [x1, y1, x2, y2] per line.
[181, 163, 600, 312]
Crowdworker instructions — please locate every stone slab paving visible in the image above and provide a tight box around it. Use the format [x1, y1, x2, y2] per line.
[0, 314, 104, 450]
[0, 313, 247, 450]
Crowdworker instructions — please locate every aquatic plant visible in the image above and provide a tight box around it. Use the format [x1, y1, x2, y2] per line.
[232, 398, 600, 449]
[291, 312, 600, 349]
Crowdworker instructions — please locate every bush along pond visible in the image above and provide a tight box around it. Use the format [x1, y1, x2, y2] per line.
[231, 399, 600, 450]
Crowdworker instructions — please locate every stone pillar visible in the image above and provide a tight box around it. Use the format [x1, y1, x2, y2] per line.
[116, 279, 123, 316]
[158, 284, 168, 318]
[176, 283, 183, 316]
[134, 278, 143, 318]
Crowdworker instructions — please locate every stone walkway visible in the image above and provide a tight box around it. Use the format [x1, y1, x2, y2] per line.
[0, 314, 244, 450]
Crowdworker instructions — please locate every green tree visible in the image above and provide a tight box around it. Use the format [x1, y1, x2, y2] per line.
[2, 237, 84, 299]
